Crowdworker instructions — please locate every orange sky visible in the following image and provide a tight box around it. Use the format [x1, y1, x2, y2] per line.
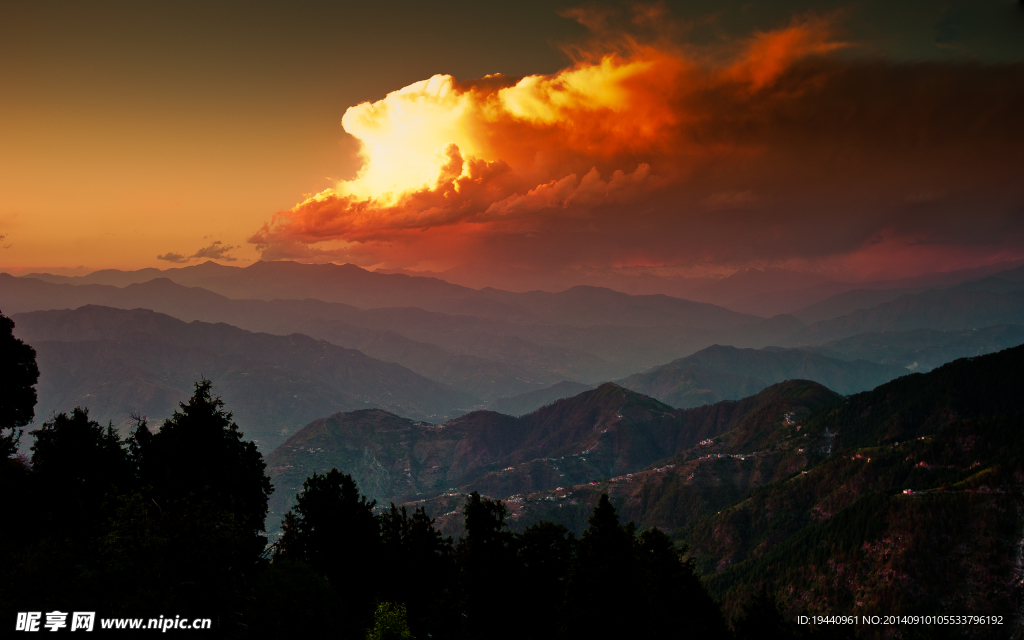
[2, 2, 1023, 286]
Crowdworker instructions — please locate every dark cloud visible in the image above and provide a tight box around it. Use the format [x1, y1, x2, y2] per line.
[156, 252, 189, 263]
[191, 241, 238, 262]
[157, 241, 238, 264]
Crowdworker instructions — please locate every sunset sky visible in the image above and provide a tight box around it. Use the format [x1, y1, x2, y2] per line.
[2, 0, 1023, 288]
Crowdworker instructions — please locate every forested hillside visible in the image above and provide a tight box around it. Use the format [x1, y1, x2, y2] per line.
[503, 347, 1024, 636]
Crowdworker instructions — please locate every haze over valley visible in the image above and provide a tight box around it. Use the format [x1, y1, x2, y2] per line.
[7, 258, 1024, 634]
[7, 260, 1024, 450]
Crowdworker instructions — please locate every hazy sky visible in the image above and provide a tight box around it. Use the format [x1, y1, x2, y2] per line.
[2, 1, 1022, 283]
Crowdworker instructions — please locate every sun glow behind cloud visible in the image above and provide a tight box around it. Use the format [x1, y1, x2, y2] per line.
[339, 75, 482, 200]
[335, 46, 689, 203]
[250, 21, 807, 253]
[249, 10, 1024, 281]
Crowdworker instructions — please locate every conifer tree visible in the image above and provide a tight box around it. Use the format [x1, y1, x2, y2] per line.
[125, 411, 152, 477]
[142, 378, 272, 548]
[514, 521, 576, 639]
[636, 528, 728, 637]
[378, 504, 456, 637]
[458, 492, 516, 640]
[121, 379, 274, 619]
[366, 603, 414, 640]
[30, 408, 131, 534]
[563, 493, 639, 638]
[277, 468, 379, 637]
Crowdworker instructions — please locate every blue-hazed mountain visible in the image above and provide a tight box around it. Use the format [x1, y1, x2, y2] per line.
[785, 267, 1024, 345]
[484, 381, 596, 416]
[0, 270, 802, 389]
[791, 287, 927, 325]
[804, 324, 1024, 371]
[19, 260, 767, 328]
[0, 274, 608, 397]
[616, 344, 906, 407]
[799, 342, 1024, 451]
[12, 305, 479, 449]
[792, 289, 1024, 345]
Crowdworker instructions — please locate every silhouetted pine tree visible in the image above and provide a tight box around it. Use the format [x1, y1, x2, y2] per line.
[277, 468, 379, 638]
[30, 408, 132, 535]
[107, 379, 274, 623]
[636, 529, 728, 637]
[558, 493, 727, 638]
[457, 491, 516, 640]
[142, 378, 272, 550]
[0, 313, 41, 625]
[513, 521, 576, 639]
[378, 504, 458, 639]
[562, 493, 639, 638]
[126, 411, 152, 478]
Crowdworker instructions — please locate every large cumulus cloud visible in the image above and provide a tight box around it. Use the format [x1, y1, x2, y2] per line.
[249, 11, 1024, 280]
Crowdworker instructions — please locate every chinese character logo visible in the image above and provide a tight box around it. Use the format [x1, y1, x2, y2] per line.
[71, 612, 96, 632]
[15, 612, 41, 632]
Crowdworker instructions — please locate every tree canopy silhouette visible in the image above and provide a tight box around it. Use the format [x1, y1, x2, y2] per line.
[458, 491, 517, 640]
[0, 310, 38, 458]
[563, 493, 638, 638]
[378, 503, 457, 637]
[30, 408, 131, 534]
[141, 378, 272, 546]
[277, 468, 380, 637]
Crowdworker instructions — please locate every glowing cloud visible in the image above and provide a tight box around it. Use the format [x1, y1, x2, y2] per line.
[340, 75, 483, 199]
[250, 10, 1024, 282]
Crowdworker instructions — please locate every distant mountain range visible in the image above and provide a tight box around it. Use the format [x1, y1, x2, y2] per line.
[792, 289, 1024, 345]
[785, 269, 1024, 345]
[616, 344, 907, 408]
[0, 268, 796, 389]
[20, 260, 767, 328]
[806, 324, 1024, 371]
[483, 381, 595, 416]
[791, 286, 926, 325]
[0, 274, 609, 398]
[382, 261, 1024, 317]
[13, 306, 477, 449]
[494, 325, 1024, 417]
[5, 261, 1024, 428]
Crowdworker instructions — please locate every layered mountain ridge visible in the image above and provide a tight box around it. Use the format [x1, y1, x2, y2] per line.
[13, 306, 477, 449]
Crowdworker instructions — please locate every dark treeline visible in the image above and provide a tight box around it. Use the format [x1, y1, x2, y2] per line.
[1, 310, 820, 638]
[272, 470, 731, 639]
[0, 380, 271, 629]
